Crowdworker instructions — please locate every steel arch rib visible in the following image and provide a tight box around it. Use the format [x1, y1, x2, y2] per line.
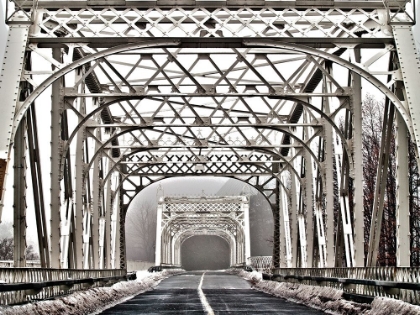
[11, 39, 181, 141]
[120, 174, 279, 213]
[243, 39, 414, 140]
[79, 125, 322, 178]
[102, 144, 306, 185]
[12, 40, 395, 154]
[60, 95, 350, 170]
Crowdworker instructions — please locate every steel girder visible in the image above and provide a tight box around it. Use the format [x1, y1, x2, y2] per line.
[1, 1, 418, 270]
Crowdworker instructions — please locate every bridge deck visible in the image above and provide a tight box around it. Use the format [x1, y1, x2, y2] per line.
[100, 271, 325, 314]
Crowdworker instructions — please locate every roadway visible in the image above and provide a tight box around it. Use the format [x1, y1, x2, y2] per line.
[99, 271, 325, 314]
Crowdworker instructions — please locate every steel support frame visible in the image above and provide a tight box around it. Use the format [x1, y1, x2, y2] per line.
[395, 111, 410, 267]
[1, 3, 418, 272]
[13, 118, 27, 267]
[367, 101, 396, 266]
[0, 18, 29, 219]
[350, 48, 365, 267]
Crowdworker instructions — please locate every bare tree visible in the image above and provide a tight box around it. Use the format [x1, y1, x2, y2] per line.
[125, 201, 157, 261]
[362, 94, 397, 266]
[26, 245, 39, 260]
[0, 238, 39, 261]
[0, 238, 13, 260]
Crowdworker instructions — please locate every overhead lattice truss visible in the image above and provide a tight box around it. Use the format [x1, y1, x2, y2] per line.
[0, 0, 419, 270]
[155, 195, 250, 266]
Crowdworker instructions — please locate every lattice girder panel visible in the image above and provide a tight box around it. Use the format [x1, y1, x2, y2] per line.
[120, 152, 283, 176]
[22, 4, 408, 40]
[120, 173, 277, 210]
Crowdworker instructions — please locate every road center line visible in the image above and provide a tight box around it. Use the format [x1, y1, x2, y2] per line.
[198, 272, 215, 315]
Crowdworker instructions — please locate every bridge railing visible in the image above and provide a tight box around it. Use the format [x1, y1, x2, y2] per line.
[0, 268, 128, 305]
[0, 260, 41, 268]
[148, 264, 182, 272]
[272, 267, 420, 305]
[248, 256, 272, 273]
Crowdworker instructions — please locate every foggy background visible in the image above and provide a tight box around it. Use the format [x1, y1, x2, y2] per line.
[125, 177, 274, 270]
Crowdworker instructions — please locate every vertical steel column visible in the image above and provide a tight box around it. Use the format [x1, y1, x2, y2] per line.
[74, 98, 86, 269]
[118, 187, 125, 269]
[27, 104, 50, 267]
[333, 127, 355, 266]
[155, 199, 163, 265]
[392, 25, 420, 166]
[280, 174, 292, 267]
[242, 196, 251, 263]
[91, 131, 101, 268]
[272, 180, 280, 268]
[13, 118, 27, 267]
[104, 163, 114, 269]
[304, 156, 315, 267]
[313, 129, 327, 267]
[290, 167, 299, 267]
[392, 25, 420, 266]
[110, 187, 119, 269]
[367, 102, 395, 266]
[50, 48, 64, 268]
[231, 237, 236, 265]
[395, 111, 410, 266]
[304, 112, 315, 267]
[0, 19, 29, 218]
[171, 235, 175, 265]
[323, 119, 335, 267]
[294, 151, 308, 268]
[351, 48, 365, 267]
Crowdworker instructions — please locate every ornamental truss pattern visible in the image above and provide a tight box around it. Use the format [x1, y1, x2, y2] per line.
[155, 195, 251, 267]
[0, 0, 419, 271]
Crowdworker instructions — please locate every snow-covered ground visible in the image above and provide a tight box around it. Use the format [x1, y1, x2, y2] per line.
[0, 269, 184, 315]
[236, 270, 420, 315]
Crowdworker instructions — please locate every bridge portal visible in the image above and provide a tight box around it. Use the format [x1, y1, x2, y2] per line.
[155, 195, 251, 267]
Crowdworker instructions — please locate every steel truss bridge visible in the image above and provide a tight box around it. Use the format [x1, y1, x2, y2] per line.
[0, 0, 420, 306]
[155, 195, 251, 267]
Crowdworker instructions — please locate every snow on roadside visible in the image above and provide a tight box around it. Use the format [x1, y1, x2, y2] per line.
[235, 270, 366, 315]
[0, 269, 184, 315]
[369, 297, 420, 315]
[235, 270, 420, 315]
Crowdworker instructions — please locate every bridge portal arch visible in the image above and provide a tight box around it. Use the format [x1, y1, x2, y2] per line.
[155, 195, 251, 268]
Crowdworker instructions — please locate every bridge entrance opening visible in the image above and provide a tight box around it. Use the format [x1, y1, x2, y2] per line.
[181, 235, 230, 271]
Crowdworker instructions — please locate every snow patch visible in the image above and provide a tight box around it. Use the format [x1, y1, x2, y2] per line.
[234, 270, 420, 315]
[234, 270, 368, 314]
[368, 297, 420, 315]
[0, 269, 184, 315]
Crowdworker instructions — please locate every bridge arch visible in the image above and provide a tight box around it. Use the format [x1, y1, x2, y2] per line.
[3, 3, 417, 272]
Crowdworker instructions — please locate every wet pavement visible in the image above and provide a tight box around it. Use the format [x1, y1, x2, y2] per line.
[99, 271, 325, 314]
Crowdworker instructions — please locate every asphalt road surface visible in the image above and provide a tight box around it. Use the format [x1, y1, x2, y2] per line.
[99, 271, 325, 314]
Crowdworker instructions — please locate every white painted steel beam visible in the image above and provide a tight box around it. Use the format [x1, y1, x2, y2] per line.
[0, 20, 29, 218]
[396, 111, 411, 267]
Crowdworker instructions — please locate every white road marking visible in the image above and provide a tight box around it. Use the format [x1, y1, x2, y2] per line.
[198, 272, 215, 315]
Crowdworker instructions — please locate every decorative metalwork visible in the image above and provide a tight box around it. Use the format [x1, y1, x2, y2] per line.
[0, 1, 419, 284]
